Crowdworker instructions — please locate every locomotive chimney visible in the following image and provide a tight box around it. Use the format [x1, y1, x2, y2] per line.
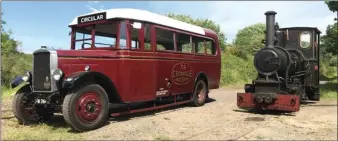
[265, 11, 277, 48]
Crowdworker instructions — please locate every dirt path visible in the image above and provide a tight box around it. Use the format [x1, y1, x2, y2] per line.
[83, 88, 337, 140]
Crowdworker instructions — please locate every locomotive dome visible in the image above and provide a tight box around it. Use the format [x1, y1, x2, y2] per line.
[69, 8, 216, 36]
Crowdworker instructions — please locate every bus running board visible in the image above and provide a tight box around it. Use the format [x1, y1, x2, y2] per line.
[110, 100, 192, 117]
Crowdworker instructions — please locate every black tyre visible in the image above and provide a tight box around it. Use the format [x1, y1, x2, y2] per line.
[12, 85, 53, 125]
[192, 80, 208, 107]
[305, 87, 320, 101]
[62, 84, 109, 132]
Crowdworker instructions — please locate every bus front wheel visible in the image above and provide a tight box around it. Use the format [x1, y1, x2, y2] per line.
[62, 83, 109, 132]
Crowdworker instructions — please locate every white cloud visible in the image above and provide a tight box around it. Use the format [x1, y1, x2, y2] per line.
[85, 1, 105, 12]
[86, 5, 99, 12]
[148, 1, 336, 43]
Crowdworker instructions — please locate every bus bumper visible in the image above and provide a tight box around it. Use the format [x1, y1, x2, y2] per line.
[237, 93, 300, 112]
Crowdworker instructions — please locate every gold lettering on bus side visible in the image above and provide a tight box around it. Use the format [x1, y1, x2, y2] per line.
[171, 62, 193, 85]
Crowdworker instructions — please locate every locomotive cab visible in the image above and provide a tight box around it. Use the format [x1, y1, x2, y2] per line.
[237, 11, 321, 112]
[279, 27, 321, 101]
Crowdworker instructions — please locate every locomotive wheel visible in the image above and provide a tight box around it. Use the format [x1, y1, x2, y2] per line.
[305, 87, 320, 101]
[12, 85, 54, 125]
[192, 80, 207, 107]
[62, 84, 109, 132]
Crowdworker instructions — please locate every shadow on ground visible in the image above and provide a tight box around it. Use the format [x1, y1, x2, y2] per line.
[18, 98, 216, 133]
[109, 98, 216, 122]
[232, 109, 296, 116]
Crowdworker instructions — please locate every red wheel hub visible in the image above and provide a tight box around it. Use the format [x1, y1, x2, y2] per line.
[76, 92, 102, 123]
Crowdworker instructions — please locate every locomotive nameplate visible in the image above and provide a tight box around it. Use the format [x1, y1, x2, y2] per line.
[77, 12, 106, 24]
[171, 62, 193, 85]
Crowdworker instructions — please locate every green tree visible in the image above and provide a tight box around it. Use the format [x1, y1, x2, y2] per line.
[325, 1, 338, 12]
[166, 13, 227, 51]
[1, 18, 32, 86]
[321, 23, 337, 56]
[233, 23, 266, 58]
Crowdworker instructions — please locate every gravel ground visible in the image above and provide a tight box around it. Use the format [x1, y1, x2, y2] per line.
[1, 88, 336, 140]
[83, 88, 337, 140]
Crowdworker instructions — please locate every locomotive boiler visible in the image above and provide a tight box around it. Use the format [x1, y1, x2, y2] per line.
[237, 11, 321, 112]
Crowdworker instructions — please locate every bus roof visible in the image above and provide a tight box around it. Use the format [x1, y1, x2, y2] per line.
[69, 8, 210, 36]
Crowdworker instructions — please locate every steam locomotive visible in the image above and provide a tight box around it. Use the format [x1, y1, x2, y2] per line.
[237, 11, 321, 112]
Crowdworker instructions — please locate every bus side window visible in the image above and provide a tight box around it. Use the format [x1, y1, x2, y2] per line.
[155, 28, 174, 51]
[206, 39, 216, 55]
[176, 32, 192, 53]
[119, 21, 127, 49]
[193, 37, 205, 54]
[130, 21, 140, 49]
[144, 24, 151, 51]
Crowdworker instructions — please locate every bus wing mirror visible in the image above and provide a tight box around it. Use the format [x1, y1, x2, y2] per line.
[132, 22, 142, 29]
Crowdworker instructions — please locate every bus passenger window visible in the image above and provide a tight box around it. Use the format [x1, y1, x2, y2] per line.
[192, 37, 205, 54]
[206, 39, 216, 55]
[130, 22, 140, 49]
[176, 33, 192, 53]
[155, 28, 174, 51]
[144, 24, 151, 51]
[119, 21, 127, 49]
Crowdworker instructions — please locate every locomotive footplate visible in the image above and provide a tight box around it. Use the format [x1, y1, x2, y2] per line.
[237, 93, 300, 112]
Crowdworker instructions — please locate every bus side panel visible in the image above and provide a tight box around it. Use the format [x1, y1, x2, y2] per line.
[192, 55, 221, 90]
[128, 50, 157, 102]
[154, 52, 221, 96]
[58, 57, 133, 102]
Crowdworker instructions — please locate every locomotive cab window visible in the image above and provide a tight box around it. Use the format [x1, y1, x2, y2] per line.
[299, 31, 311, 49]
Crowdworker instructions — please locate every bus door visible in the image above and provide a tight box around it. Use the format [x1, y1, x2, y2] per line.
[154, 27, 176, 97]
[128, 22, 156, 102]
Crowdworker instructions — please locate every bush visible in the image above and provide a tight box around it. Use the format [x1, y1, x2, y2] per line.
[220, 50, 256, 87]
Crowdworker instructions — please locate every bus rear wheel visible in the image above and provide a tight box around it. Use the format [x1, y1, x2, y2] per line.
[62, 84, 109, 132]
[192, 80, 207, 107]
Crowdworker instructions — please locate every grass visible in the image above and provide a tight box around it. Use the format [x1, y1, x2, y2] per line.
[1, 86, 84, 140]
[319, 60, 337, 99]
[320, 79, 337, 99]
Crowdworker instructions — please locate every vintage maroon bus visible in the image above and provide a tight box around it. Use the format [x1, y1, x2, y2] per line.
[11, 8, 221, 131]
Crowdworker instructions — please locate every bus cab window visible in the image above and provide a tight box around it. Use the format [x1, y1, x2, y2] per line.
[176, 33, 192, 53]
[155, 28, 174, 51]
[75, 32, 92, 49]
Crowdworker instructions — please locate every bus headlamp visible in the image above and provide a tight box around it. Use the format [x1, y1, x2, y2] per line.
[52, 69, 63, 81]
[22, 71, 32, 82]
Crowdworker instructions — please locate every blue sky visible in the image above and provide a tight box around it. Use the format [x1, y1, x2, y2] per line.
[2, 1, 336, 54]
